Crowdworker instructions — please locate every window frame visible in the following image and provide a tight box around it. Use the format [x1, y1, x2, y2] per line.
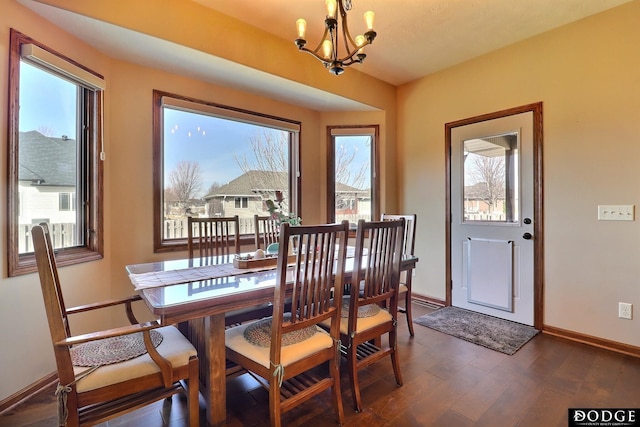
[7, 29, 104, 276]
[152, 90, 301, 253]
[326, 125, 380, 224]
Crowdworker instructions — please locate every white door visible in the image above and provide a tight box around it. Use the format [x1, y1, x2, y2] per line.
[450, 111, 535, 326]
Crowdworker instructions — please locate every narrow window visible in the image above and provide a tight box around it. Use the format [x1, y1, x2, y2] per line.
[327, 126, 379, 227]
[153, 91, 300, 251]
[59, 193, 72, 211]
[7, 29, 104, 275]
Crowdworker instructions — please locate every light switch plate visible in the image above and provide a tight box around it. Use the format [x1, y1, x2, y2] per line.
[597, 205, 635, 221]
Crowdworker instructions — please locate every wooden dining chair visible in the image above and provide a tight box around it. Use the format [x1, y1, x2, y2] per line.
[31, 224, 199, 427]
[187, 215, 240, 258]
[225, 221, 350, 427]
[341, 218, 405, 412]
[254, 214, 280, 250]
[381, 213, 417, 336]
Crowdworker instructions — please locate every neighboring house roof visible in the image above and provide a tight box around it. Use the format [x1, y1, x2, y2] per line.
[19, 130, 76, 186]
[204, 170, 288, 200]
[464, 182, 505, 200]
[336, 182, 369, 197]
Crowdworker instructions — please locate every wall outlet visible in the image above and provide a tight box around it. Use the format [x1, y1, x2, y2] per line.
[619, 302, 633, 320]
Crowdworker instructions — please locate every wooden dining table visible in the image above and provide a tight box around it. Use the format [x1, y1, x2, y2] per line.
[126, 252, 418, 426]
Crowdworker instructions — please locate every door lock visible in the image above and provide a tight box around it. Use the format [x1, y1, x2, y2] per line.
[523, 232, 533, 240]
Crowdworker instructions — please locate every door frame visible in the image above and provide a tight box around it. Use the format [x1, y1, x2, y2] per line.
[445, 102, 544, 330]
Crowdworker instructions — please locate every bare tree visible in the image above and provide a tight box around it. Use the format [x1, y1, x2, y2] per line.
[206, 181, 224, 216]
[235, 131, 287, 174]
[335, 142, 368, 189]
[168, 160, 203, 214]
[234, 131, 291, 209]
[234, 131, 370, 216]
[466, 154, 505, 213]
[37, 126, 55, 137]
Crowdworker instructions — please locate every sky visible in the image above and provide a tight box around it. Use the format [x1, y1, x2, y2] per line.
[19, 61, 77, 138]
[163, 108, 278, 195]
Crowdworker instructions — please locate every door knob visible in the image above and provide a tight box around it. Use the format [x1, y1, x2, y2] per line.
[523, 232, 533, 240]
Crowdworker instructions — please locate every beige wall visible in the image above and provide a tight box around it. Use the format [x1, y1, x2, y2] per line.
[398, 1, 640, 345]
[0, 0, 396, 401]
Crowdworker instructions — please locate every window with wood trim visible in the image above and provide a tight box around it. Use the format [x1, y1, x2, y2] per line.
[7, 29, 104, 276]
[327, 126, 379, 227]
[153, 91, 301, 252]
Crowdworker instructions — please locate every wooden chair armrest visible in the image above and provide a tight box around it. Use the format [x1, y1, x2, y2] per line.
[55, 320, 160, 347]
[66, 294, 142, 324]
[65, 294, 142, 314]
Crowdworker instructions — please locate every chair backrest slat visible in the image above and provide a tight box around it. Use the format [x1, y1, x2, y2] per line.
[188, 216, 240, 258]
[254, 215, 279, 250]
[381, 213, 417, 257]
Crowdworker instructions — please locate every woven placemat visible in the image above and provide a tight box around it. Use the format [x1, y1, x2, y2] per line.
[70, 330, 163, 367]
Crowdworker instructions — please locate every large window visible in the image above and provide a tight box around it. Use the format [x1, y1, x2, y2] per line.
[327, 126, 379, 227]
[153, 91, 300, 252]
[7, 29, 104, 276]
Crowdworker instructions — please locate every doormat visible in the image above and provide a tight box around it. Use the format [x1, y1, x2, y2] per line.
[414, 306, 538, 355]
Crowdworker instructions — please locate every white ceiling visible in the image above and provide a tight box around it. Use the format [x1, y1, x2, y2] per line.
[20, 0, 632, 111]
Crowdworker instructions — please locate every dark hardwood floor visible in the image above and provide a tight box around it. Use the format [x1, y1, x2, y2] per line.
[3, 303, 640, 426]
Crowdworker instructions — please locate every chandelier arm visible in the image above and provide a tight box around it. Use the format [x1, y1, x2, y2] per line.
[339, 4, 360, 59]
[297, 26, 335, 66]
[299, 47, 333, 64]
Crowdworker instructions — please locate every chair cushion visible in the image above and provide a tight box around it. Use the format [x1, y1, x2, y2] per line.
[321, 306, 393, 335]
[226, 322, 332, 369]
[341, 297, 380, 318]
[340, 308, 392, 335]
[73, 325, 196, 393]
[71, 330, 163, 367]
[243, 314, 317, 347]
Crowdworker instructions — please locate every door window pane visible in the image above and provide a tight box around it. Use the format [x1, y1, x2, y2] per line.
[463, 132, 519, 223]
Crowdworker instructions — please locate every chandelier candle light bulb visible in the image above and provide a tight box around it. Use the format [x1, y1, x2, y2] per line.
[364, 10, 375, 31]
[326, 0, 337, 19]
[322, 40, 333, 59]
[296, 19, 307, 39]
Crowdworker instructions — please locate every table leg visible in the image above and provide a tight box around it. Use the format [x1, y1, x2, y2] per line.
[205, 314, 226, 426]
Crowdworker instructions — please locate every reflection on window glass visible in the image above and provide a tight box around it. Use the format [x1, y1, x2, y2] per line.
[18, 62, 81, 252]
[463, 132, 519, 223]
[333, 135, 372, 224]
[162, 106, 293, 240]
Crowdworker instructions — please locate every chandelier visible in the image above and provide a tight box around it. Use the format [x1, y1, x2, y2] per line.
[294, 0, 376, 76]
